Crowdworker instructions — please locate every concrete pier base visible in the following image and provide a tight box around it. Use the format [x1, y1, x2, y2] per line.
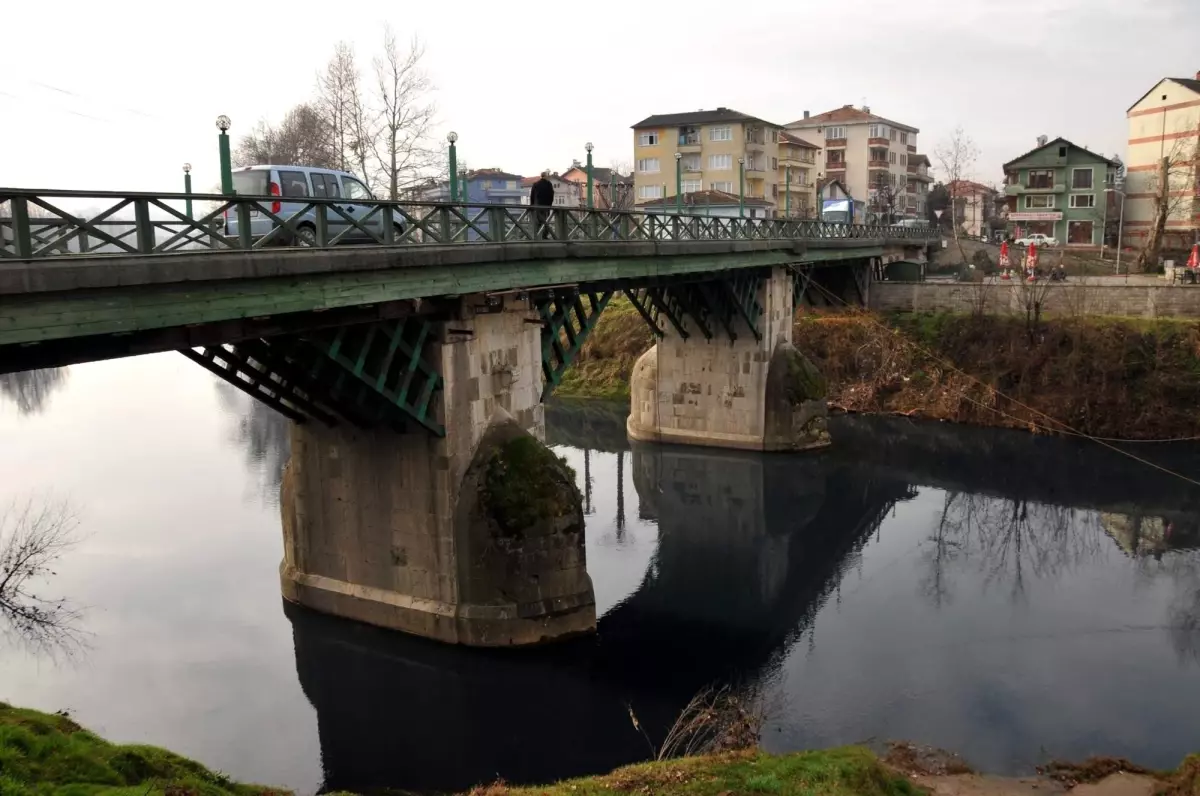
[627, 266, 831, 452]
[279, 298, 596, 646]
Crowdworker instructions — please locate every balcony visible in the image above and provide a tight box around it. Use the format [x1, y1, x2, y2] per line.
[868, 159, 890, 169]
[868, 137, 889, 147]
[907, 144, 917, 153]
[677, 134, 702, 152]
[1005, 183, 1065, 196]
[825, 162, 846, 172]
[680, 159, 703, 175]
[824, 138, 847, 148]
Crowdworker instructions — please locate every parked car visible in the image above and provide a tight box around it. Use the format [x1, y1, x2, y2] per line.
[1014, 232, 1058, 247]
[894, 218, 929, 228]
[220, 165, 402, 246]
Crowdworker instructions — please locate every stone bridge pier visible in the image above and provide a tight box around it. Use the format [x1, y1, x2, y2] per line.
[627, 265, 830, 451]
[279, 295, 595, 646]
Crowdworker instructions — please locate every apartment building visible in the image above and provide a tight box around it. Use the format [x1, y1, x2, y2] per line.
[946, 180, 1000, 239]
[906, 154, 933, 219]
[1125, 72, 1200, 249]
[519, 173, 580, 207]
[777, 132, 821, 216]
[786, 105, 921, 218]
[631, 108, 783, 211]
[560, 162, 634, 210]
[1002, 137, 1120, 246]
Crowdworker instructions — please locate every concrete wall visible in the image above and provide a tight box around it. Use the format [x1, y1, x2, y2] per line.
[871, 280, 1200, 318]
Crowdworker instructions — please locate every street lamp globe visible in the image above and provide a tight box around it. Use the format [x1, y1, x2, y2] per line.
[182, 163, 192, 174]
[215, 115, 231, 132]
[585, 142, 594, 153]
[738, 156, 745, 164]
[675, 152, 682, 160]
[447, 131, 458, 143]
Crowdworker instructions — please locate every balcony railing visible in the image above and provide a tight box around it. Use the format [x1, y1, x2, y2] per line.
[825, 138, 847, 148]
[868, 137, 889, 147]
[678, 134, 702, 148]
[868, 160, 890, 169]
[1005, 183, 1065, 196]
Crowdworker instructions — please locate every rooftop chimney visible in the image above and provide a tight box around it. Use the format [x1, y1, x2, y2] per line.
[803, 110, 810, 119]
[1037, 134, 1048, 147]
[717, 106, 728, 112]
[863, 105, 870, 114]
[572, 158, 580, 168]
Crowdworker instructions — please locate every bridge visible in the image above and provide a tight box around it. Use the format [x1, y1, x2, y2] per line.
[0, 186, 937, 647]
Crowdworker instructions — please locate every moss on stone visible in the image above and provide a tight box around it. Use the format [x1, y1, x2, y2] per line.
[784, 347, 827, 403]
[480, 435, 579, 536]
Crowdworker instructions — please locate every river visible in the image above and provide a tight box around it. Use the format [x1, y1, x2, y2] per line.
[2, 354, 1199, 794]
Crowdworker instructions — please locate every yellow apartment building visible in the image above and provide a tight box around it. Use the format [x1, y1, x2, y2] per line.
[631, 108, 783, 212]
[777, 132, 821, 217]
[785, 105, 923, 219]
[1125, 73, 1200, 250]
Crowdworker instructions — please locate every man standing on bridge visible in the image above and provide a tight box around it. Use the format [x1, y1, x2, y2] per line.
[529, 170, 555, 239]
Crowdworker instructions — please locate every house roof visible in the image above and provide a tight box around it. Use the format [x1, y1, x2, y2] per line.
[947, 179, 998, 197]
[636, 189, 773, 209]
[909, 153, 931, 167]
[1001, 137, 1120, 171]
[779, 131, 821, 149]
[632, 107, 784, 130]
[817, 177, 851, 194]
[787, 105, 919, 133]
[467, 168, 523, 180]
[1126, 76, 1200, 113]
[561, 165, 633, 184]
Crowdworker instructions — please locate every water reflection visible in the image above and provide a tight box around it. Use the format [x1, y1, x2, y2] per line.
[0, 368, 70, 415]
[214, 382, 290, 505]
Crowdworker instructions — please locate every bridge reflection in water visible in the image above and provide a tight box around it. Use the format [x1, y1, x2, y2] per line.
[224, 396, 1200, 794]
[283, 406, 915, 794]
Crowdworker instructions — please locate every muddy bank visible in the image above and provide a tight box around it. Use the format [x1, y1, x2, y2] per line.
[561, 301, 1200, 441]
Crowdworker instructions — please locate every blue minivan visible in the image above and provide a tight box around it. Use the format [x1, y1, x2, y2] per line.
[222, 165, 401, 245]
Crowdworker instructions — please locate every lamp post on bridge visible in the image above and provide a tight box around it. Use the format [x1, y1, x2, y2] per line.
[447, 131, 459, 202]
[182, 163, 193, 219]
[216, 115, 233, 196]
[674, 152, 683, 215]
[785, 165, 791, 217]
[585, 141, 594, 210]
[738, 157, 745, 219]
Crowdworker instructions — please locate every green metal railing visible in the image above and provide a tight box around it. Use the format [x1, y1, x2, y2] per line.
[0, 188, 938, 260]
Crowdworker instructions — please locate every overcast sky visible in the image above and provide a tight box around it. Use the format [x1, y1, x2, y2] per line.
[2, 0, 1197, 198]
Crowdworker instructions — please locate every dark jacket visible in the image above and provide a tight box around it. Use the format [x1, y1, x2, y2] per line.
[530, 178, 555, 207]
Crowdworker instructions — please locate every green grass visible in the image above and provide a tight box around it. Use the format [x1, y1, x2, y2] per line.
[0, 703, 285, 796]
[468, 747, 926, 796]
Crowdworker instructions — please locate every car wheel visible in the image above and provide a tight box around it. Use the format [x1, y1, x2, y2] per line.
[392, 222, 406, 243]
[294, 225, 317, 247]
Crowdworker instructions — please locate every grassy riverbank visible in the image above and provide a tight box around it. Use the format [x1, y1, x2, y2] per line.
[4, 703, 1200, 796]
[560, 300, 1200, 440]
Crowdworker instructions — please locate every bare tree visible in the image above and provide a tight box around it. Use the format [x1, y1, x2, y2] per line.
[370, 27, 438, 200]
[1135, 129, 1199, 272]
[869, 172, 900, 224]
[315, 42, 377, 183]
[605, 160, 635, 211]
[235, 103, 337, 169]
[934, 127, 980, 263]
[0, 496, 83, 655]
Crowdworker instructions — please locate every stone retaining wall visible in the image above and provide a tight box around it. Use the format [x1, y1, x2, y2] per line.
[871, 280, 1200, 319]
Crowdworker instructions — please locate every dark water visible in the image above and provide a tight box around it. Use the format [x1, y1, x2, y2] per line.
[2, 355, 1200, 794]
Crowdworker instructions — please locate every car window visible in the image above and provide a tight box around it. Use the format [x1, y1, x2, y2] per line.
[232, 170, 268, 196]
[342, 177, 371, 201]
[278, 170, 309, 198]
[312, 173, 340, 199]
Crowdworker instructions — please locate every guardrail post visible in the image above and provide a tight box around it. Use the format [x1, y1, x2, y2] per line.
[488, 206, 506, 242]
[381, 205, 395, 244]
[315, 204, 329, 246]
[9, 197, 32, 258]
[235, 202, 253, 250]
[554, 209, 567, 241]
[439, 206, 452, 243]
[134, 199, 154, 253]
[76, 229, 89, 254]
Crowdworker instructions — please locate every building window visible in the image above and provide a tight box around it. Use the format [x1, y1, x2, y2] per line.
[1067, 220, 1094, 244]
[1027, 169, 1055, 189]
[825, 126, 846, 140]
[681, 179, 702, 194]
[681, 155, 701, 171]
[710, 181, 733, 193]
[1070, 194, 1096, 208]
[827, 150, 844, 165]
[678, 126, 700, 145]
[709, 153, 733, 170]
[1025, 194, 1055, 209]
[900, 132, 908, 144]
[890, 129, 898, 141]
[869, 148, 887, 163]
[638, 185, 663, 200]
[1071, 167, 1094, 190]
[709, 126, 732, 142]
[636, 158, 660, 173]
[868, 123, 887, 138]
[771, 157, 778, 170]
[888, 152, 897, 164]
[901, 154, 907, 166]
[638, 132, 658, 146]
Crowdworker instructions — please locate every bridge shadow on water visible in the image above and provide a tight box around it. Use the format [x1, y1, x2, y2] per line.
[254, 398, 1200, 793]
